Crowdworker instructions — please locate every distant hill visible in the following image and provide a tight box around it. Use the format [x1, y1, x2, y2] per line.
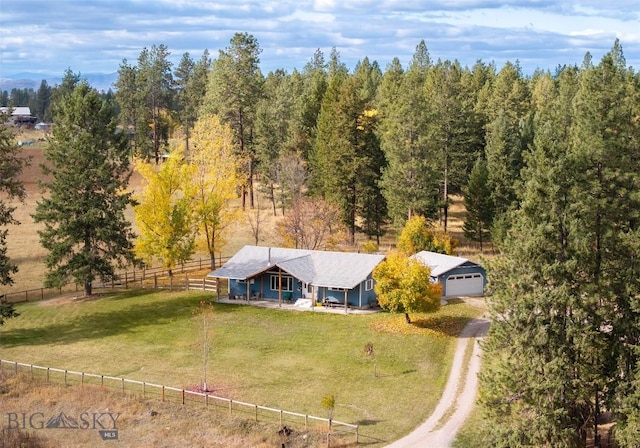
[0, 72, 119, 93]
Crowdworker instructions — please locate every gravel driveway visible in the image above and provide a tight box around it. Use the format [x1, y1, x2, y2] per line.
[385, 317, 489, 448]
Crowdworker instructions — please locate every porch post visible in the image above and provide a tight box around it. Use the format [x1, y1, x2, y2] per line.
[246, 281, 250, 302]
[278, 269, 282, 307]
[344, 290, 348, 313]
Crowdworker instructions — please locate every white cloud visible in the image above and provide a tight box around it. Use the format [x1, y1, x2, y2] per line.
[0, 0, 638, 77]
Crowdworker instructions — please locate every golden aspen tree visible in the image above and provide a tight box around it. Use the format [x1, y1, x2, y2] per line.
[188, 114, 240, 269]
[373, 251, 441, 324]
[133, 148, 196, 275]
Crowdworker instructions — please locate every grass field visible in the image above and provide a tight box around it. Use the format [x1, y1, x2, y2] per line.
[0, 289, 483, 446]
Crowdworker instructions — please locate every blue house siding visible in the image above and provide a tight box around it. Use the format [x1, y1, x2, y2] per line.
[212, 246, 386, 308]
[229, 271, 378, 307]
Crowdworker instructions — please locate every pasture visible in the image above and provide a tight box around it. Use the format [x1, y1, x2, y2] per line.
[0, 289, 483, 446]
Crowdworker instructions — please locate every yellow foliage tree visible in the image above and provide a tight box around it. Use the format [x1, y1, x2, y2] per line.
[133, 148, 196, 275]
[188, 114, 240, 268]
[396, 215, 457, 255]
[373, 251, 442, 323]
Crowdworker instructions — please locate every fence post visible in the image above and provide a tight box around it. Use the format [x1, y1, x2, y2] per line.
[355, 425, 359, 443]
[185, 273, 188, 290]
[41, 288, 44, 300]
[64, 370, 67, 386]
[81, 372, 84, 387]
[25, 290, 28, 302]
[205, 394, 208, 408]
[305, 415, 308, 430]
[182, 389, 185, 405]
[30, 364, 33, 379]
[254, 405, 258, 422]
[154, 274, 158, 289]
[47, 367, 50, 382]
[101, 375, 104, 387]
[162, 386, 165, 402]
[280, 410, 283, 426]
[122, 377, 125, 392]
[125, 272, 128, 289]
[143, 382, 146, 397]
[229, 399, 232, 416]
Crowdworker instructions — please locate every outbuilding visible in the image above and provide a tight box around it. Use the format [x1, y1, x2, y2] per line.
[413, 251, 487, 297]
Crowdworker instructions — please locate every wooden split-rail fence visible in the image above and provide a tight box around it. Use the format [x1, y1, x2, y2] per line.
[0, 359, 359, 445]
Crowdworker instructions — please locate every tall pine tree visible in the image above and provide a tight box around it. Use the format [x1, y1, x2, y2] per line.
[34, 82, 136, 296]
[480, 43, 640, 447]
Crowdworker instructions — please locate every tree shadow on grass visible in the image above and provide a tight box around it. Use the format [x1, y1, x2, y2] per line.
[354, 418, 384, 426]
[0, 291, 250, 348]
[409, 315, 473, 338]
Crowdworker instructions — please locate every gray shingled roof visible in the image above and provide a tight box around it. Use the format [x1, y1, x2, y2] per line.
[209, 245, 385, 289]
[412, 251, 477, 277]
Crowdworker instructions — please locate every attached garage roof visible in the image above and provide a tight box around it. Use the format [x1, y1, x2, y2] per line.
[209, 245, 385, 289]
[412, 251, 481, 277]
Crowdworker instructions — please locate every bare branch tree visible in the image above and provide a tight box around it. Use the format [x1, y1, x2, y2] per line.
[277, 196, 345, 249]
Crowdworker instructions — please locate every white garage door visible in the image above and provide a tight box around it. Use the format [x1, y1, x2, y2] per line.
[445, 273, 484, 297]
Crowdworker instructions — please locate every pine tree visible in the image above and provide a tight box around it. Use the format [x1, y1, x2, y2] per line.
[311, 58, 385, 244]
[0, 109, 29, 325]
[33, 82, 136, 296]
[137, 44, 174, 162]
[201, 33, 263, 209]
[0, 110, 28, 289]
[480, 44, 640, 446]
[483, 62, 531, 244]
[378, 41, 438, 224]
[462, 158, 493, 252]
[174, 50, 210, 154]
[423, 60, 471, 230]
[114, 59, 141, 156]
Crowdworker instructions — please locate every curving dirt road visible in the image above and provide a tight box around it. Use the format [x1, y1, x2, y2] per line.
[385, 317, 489, 448]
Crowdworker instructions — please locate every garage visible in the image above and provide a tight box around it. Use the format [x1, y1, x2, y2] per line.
[445, 273, 485, 297]
[412, 251, 487, 297]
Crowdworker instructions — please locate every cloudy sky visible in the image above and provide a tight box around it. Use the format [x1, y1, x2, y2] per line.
[1, 0, 639, 78]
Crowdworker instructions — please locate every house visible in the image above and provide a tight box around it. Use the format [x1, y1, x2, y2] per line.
[208, 245, 386, 309]
[412, 251, 487, 297]
[0, 107, 36, 125]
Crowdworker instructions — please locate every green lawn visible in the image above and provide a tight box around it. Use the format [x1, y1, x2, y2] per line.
[0, 290, 482, 446]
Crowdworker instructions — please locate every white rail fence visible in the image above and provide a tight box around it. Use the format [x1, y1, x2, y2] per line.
[0, 359, 359, 444]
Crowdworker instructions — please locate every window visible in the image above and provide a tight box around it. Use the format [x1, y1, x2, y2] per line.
[270, 275, 293, 292]
[328, 287, 346, 292]
[365, 279, 374, 291]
